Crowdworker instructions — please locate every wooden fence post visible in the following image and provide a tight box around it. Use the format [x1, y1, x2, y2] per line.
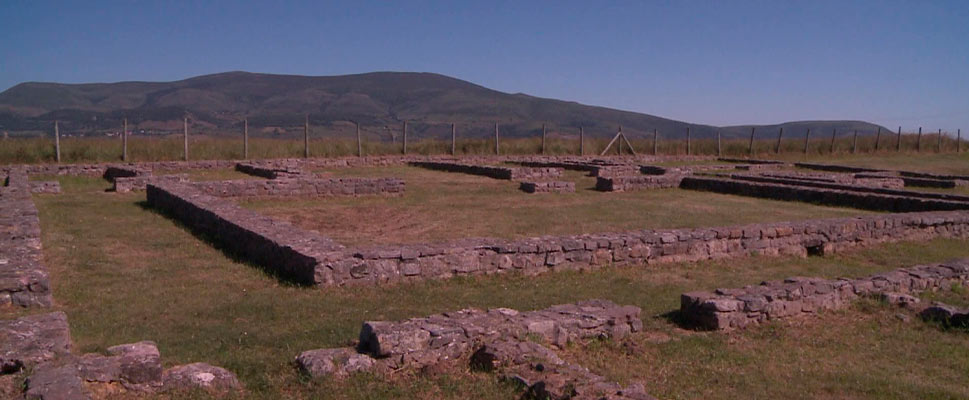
[303, 115, 309, 158]
[579, 126, 584, 155]
[617, 126, 623, 156]
[959, 129, 962, 153]
[183, 117, 189, 161]
[356, 121, 362, 157]
[494, 122, 499, 155]
[54, 120, 61, 163]
[748, 127, 755, 155]
[716, 129, 722, 156]
[874, 127, 881, 151]
[686, 127, 691, 155]
[852, 130, 858, 154]
[829, 128, 836, 153]
[775, 127, 783, 154]
[243, 118, 249, 159]
[451, 123, 456, 155]
[803, 128, 811, 154]
[652, 129, 658, 155]
[896, 126, 901, 151]
[938, 128, 943, 153]
[122, 118, 128, 162]
[402, 121, 408, 155]
[541, 123, 547, 155]
[917, 127, 922, 152]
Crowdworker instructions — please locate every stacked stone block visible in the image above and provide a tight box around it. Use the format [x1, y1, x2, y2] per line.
[682, 176, 969, 212]
[409, 161, 562, 180]
[296, 300, 652, 399]
[148, 174, 969, 288]
[520, 180, 575, 193]
[595, 174, 686, 192]
[727, 175, 966, 201]
[1, 312, 241, 399]
[235, 162, 307, 179]
[680, 259, 969, 331]
[0, 168, 52, 307]
[192, 177, 405, 198]
[146, 180, 343, 285]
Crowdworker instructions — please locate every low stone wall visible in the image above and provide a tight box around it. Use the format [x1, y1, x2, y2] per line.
[192, 177, 405, 198]
[899, 170, 969, 182]
[1, 312, 242, 398]
[0, 168, 52, 307]
[519, 180, 575, 193]
[295, 300, 651, 399]
[149, 173, 969, 288]
[114, 174, 188, 193]
[595, 174, 686, 191]
[728, 174, 968, 202]
[757, 171, 905, 189]
[899, 176, 962, 188]
[103, 166, 149, 181]
[681, 176, 969, 212]
[146, 180, 343, 285]
[680, 259, 969, 330]
[718, 158, 789, 165]
[235, 162, 306, 179]
[794, 162, 883, 173]
[409, 161, 562, 180]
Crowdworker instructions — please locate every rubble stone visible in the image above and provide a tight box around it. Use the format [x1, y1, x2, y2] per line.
[681, 259, 969, 330]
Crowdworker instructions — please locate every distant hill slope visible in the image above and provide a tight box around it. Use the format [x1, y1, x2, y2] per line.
[0, 71, 889, 139]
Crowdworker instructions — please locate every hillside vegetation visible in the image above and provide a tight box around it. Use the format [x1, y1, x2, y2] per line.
[0, 71, 888, 140]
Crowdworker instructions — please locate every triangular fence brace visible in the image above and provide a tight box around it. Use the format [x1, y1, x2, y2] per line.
[600, 128, 638, 156]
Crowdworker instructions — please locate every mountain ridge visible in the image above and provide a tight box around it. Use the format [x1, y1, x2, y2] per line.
[0, 71, 889, 139]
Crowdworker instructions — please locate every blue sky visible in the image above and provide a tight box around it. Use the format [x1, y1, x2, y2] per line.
[1, 0, 967, 131]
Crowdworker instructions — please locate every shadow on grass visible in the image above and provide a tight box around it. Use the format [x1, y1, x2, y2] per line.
[135, 200, 311, 288]
[657, 309, 705, 331]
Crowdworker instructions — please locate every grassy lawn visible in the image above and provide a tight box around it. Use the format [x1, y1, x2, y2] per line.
[20, 175, 969, 399]
[239, 167, 872, 246]
[165, 167, 263, 182]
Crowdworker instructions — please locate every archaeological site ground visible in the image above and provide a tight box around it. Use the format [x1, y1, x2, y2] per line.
[2, 148, 969, 399]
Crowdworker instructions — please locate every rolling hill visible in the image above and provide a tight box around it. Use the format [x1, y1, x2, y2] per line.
[0, 71, 888, 140]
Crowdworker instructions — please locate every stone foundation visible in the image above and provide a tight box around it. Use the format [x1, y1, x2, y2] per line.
[0, 168, 52, 307]
[146, 178, 969, 287]
[1, 312, 242, 399]
[727, 174, 969, 202]
[295, 300, 652, 399]
[680, 259, 969, 331]
[520, 180, 575, 193]
[114, 174, 189, 193]
[146, 180, 343, 285]
[409, 161, 562, 180]
[235, 162, 307, 179]
[681, 176, 969, 212]
[595, 174, 686, 191]
[192, 177, 405, 198]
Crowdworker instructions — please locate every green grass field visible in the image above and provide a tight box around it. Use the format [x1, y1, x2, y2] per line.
[12, 168, 967, 399]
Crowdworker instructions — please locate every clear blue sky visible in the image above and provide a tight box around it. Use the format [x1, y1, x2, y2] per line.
[2, 0, 967, 131]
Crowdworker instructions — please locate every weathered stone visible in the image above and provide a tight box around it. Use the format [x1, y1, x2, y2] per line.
[295, 347, 376, 378]
[24, 363, 88, 400]
[682, 259, 969, 331]
[0, 312, 71, 373]
[162, 363, 242, 393]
